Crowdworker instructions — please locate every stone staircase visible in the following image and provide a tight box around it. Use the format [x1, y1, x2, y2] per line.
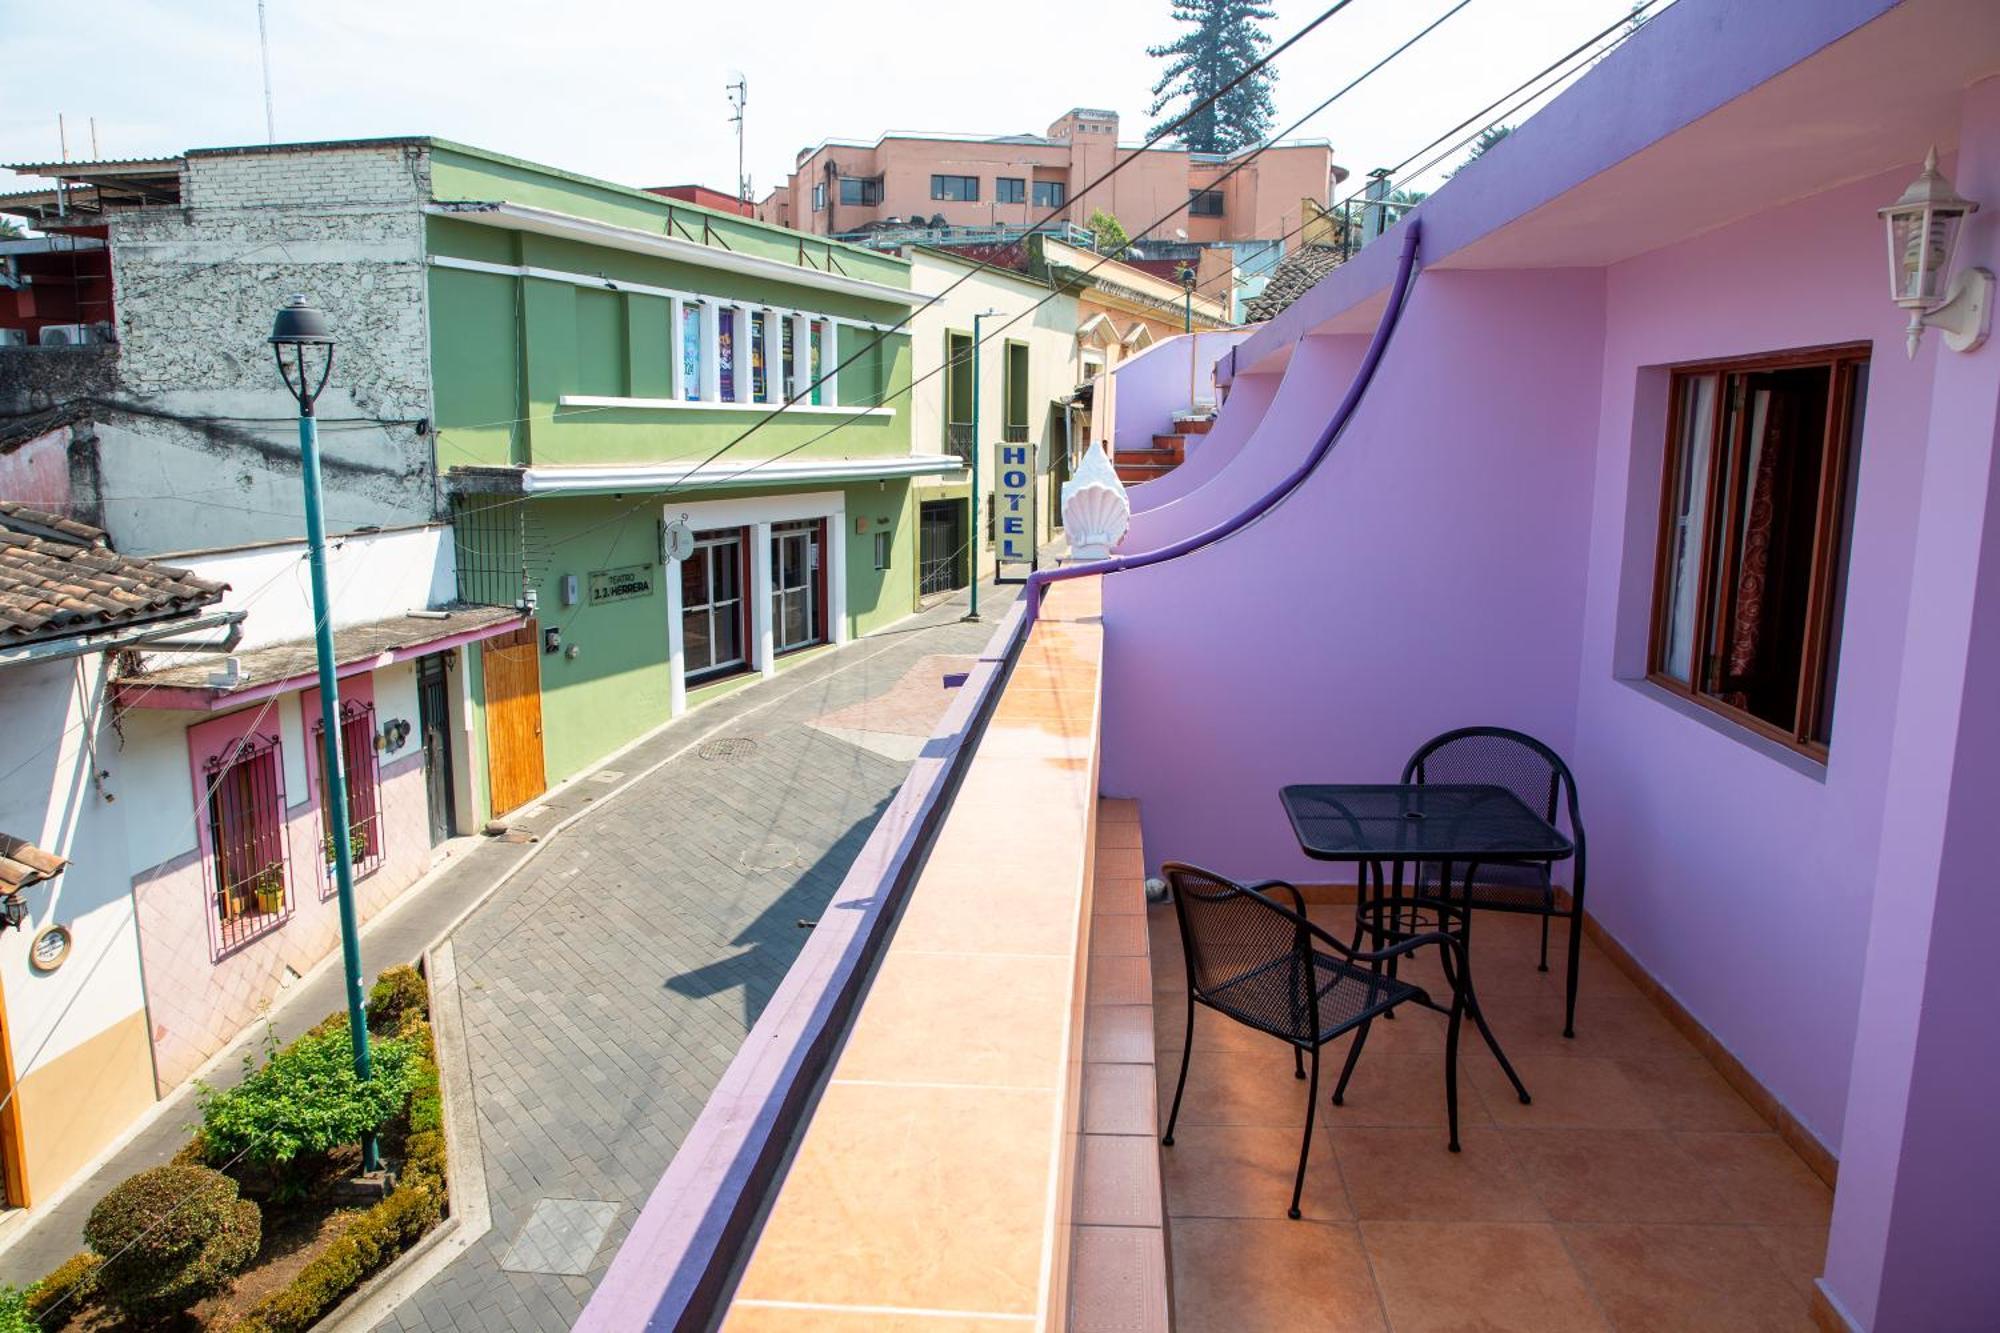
[1113, 414, 1212, 484]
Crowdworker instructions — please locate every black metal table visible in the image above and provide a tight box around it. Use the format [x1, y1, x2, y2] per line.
[1279, 783, 1575, 1105]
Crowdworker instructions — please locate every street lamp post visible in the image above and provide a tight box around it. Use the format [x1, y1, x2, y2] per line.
[966, 308, 1001, 622]
[270, 296, 380, 1175]
[1181, 265, 1199, 414]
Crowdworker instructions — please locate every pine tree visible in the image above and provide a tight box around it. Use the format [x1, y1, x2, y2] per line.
[1147, 1, 1279, 154]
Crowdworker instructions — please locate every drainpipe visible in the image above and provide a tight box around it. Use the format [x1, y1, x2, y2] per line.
[1025, 222, 1423, 620]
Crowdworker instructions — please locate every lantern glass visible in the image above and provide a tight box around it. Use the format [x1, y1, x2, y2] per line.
[1888, 205, 1967, 306]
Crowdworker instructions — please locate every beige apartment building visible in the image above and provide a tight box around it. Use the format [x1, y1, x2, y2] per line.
[758, 107, 1342, 251]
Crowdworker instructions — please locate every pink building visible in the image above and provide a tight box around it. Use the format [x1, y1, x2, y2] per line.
[758, 107, 1343, 250]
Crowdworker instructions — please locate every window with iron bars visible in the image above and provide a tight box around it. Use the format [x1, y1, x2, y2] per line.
[203, 732, 293, 960]
[312, 698, 384, 900]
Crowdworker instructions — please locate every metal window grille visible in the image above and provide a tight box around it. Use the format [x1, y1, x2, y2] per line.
[313, 699, 384, 900]
[452, 494, 546, 608]
[1002, 424, 1029, 443]
[203, 732, 292, 960]
[946, 422, 974, 463]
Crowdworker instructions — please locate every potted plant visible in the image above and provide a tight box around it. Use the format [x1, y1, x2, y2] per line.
[322, 824, 370, 866]
[250, 868, 284, 917]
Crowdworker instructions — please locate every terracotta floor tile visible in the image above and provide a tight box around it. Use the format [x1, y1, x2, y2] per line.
[1469, 1055, 1662, 1130]
[1561, 1223, 1815, 1331]
[1093, 876, 1148, 916]
[1748, 1224, 1832, 1301]
[1070, 1224, 1169, 1333]
[1672, 1133, 1834, 1227]
[1077, 1133, 1164, 1228]
[1332, 1125, 1543, 1223]
[1494, 993, 1698, 1062]
[1362, 1220, 1608, 1332]
[1094, 913, 1148, 957]
[1506, 1129, 1732, 1224]
[1089, 953, 1152, 1006]
[1321, 1050, 1488, 1130]
[1614, 1057, 1768, 1133]
[1096, 820, 1146, 850]
[1081, 1059, 1157, 1136]
[1087, 1005, 1159, 1064]
[1157, 1043, 1318, 1130]
[1162, 1122, 1349, 1222]
[1171, 1218, 1386, 1333]
[1569, 946, 1646, 1000]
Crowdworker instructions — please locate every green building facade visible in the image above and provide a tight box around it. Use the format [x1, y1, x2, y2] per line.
[422, 143, 952, 819]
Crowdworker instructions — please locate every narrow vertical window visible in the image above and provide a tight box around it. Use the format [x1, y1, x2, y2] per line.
[810, 322, 825, 405]
[682, 303, 703, 401]
[718, 308, 737, 401]
[203, 731, 291, 958]
[683, 529, 748, 680]
[751, 311, 770, 402]
[874, 530, 891, 571]
[781, 317, 796, 403]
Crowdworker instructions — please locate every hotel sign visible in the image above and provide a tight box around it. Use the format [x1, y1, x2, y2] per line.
[994, 439, 1036, 573]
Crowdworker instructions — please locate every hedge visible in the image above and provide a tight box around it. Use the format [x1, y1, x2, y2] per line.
[85, 1165, 260, 1319]
[23, 1252, 98, 1330]
[221, 1025, 446, 1333]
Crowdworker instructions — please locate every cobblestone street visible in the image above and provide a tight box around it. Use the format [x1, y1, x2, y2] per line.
[380, 585, 1015, 1331]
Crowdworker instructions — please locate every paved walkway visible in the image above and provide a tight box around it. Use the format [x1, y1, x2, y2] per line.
[387, 581, 1019, 1332]
[0, 577, 1021, 1328]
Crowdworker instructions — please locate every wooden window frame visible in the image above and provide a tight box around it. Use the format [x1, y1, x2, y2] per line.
[1644, 341, 1868, 762]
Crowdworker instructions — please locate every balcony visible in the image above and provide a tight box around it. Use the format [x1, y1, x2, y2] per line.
[946, 420, 974, 464]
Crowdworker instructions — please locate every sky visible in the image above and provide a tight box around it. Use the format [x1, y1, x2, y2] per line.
[2, 0, 1662, 208]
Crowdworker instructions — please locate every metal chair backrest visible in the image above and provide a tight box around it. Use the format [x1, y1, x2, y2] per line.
[1402, 726, 1584, 857]
[1161, 863, 1312, 1034]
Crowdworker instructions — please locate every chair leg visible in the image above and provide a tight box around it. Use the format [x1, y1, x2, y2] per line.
[1444, 992, 1465, 1153]
[1563, 910, 1585, 1039]
[1289, 1044, 1321, 1220]
[1294, 1045, 1305, 1080]
[1538, 913, 1550, 972]
[1332, 1017, 1374, 1106]
[1163, 994, 1195, 1147]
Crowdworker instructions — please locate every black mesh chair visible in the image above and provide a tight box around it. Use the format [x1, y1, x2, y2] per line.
[1160, 863, 1465, 1219]
[1402, 727, 1588, 1037]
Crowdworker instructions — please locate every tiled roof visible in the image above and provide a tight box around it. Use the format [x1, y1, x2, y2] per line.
[0, 502, 227, 649]
[0, 834, 66, 893]
[1242, 244, 1346, 323]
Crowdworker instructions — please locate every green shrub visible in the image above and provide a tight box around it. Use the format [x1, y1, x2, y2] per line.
[0, 1285, 31, 1333]
[83, 1165, 259, 1319]
[367, 965, 429, 1035]
[200, 1027, 416, 1170]
[228, 1174, 444, 1333]
[24, 1251, 99, 1329]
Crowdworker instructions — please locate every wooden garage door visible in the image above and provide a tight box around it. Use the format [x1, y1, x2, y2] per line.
[483, 622, 547, 817]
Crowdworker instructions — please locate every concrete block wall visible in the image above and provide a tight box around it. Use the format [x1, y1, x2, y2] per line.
[95, 142, 439, 553]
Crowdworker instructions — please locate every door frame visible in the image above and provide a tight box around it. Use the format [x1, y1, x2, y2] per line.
[482, 621, 548, 819]
[663, 491, 848, 716]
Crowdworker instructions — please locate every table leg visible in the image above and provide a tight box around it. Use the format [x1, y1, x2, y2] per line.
[1444, 859, 1532, 1105]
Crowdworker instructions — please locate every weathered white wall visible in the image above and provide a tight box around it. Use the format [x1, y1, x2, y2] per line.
[164, 523, 458, 650]
[97, 142, 438, 555]
[0, 657, 148, 1076]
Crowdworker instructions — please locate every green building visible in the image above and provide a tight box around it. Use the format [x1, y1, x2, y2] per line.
[419, 143, 953, 816]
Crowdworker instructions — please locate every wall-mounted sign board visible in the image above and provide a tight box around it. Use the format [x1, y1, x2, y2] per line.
[589, 564, 654, 605]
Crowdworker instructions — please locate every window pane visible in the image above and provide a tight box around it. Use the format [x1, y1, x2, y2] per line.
[997, 178, 1025, 204]
[1705, 367, 1831, 731]
[751, 311, 769, 402]
[1814, 364, 1866, 745]
[1034, 181, 1066, 209]
[682, 305, 703, 401]
[1659, 374, 1717, 683]
[718, 309, 736, 400]
[714, 600, 741, 665]
[684, 605, 713, 672]
[681, 549, 710, 607]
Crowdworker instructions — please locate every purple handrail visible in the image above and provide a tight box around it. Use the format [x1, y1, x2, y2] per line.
[1027, 221, 1424, 618]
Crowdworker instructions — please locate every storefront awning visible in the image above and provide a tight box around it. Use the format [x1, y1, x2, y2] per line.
[115, 604, 525, 711]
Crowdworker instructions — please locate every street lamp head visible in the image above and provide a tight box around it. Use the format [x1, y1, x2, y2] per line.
[270, 295, 336, 413]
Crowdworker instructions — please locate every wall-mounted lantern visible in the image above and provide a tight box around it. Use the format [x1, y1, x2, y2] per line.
[1881, 147, 1992, 358]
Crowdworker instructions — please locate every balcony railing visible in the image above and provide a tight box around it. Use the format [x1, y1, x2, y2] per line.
[1002, 423, 1029, 444]
[945, 421, 974, 463]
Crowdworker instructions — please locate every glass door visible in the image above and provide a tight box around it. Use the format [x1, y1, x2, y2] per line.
[682, 530, 746, 680]
[771, 521, 821, 653]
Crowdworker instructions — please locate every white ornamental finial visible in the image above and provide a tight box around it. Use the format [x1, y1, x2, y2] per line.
[1061, 441, 1130, 560]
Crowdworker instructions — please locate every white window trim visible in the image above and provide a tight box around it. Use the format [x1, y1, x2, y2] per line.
[662, 491, 849, 715]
